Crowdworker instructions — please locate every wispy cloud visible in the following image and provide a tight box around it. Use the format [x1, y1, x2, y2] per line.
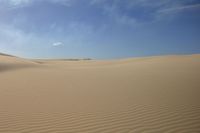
[49, 0, 72, 6]
[3, 0, 199, 25]
[158, 3, 200, 14]
[90, 0, 200, 26]
[1, 0, 72, 7]
[8, 0, 31, 5]
[0, 23, 54, 55]
[0, 0, 33, 8]
[0, 24, 30, 47]
[0, 23, 39, 56]
[92, 0, 138, 27]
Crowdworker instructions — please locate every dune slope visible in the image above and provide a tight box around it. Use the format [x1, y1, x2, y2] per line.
[0, 54, 200, 133]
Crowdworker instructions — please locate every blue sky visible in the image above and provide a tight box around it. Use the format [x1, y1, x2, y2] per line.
[0, 0, 200, 59]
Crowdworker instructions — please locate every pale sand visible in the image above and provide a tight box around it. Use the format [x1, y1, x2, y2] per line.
[0, 54, 200, 132]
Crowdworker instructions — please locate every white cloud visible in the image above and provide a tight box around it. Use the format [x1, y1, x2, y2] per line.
[52, 42, 63, 47]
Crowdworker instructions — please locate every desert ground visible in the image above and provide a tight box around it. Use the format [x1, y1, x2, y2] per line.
[0, 53, 200, 133]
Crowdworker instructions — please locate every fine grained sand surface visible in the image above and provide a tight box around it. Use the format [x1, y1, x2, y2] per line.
[0, 54, 200, 133]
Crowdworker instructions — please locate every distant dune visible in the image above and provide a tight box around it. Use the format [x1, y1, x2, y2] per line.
[0, 53, 38, 72]
[0, 54, 200, 132]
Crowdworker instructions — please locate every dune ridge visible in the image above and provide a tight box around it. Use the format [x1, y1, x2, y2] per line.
[0, 54, 200, 132]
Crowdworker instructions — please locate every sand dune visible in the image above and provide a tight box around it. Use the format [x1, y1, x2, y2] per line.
[0, 54, 38, 72]
[0, 54, 200, 133]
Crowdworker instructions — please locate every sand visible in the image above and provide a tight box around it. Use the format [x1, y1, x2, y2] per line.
[0, 54, 200, 133]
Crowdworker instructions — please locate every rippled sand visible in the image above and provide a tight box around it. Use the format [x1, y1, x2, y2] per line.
[0, 54, 200, 133]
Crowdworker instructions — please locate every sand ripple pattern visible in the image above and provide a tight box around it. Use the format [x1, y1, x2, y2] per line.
[0, 103, 200, 133]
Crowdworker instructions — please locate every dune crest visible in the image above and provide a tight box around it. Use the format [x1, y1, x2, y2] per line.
[0, 54, 200, 132]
